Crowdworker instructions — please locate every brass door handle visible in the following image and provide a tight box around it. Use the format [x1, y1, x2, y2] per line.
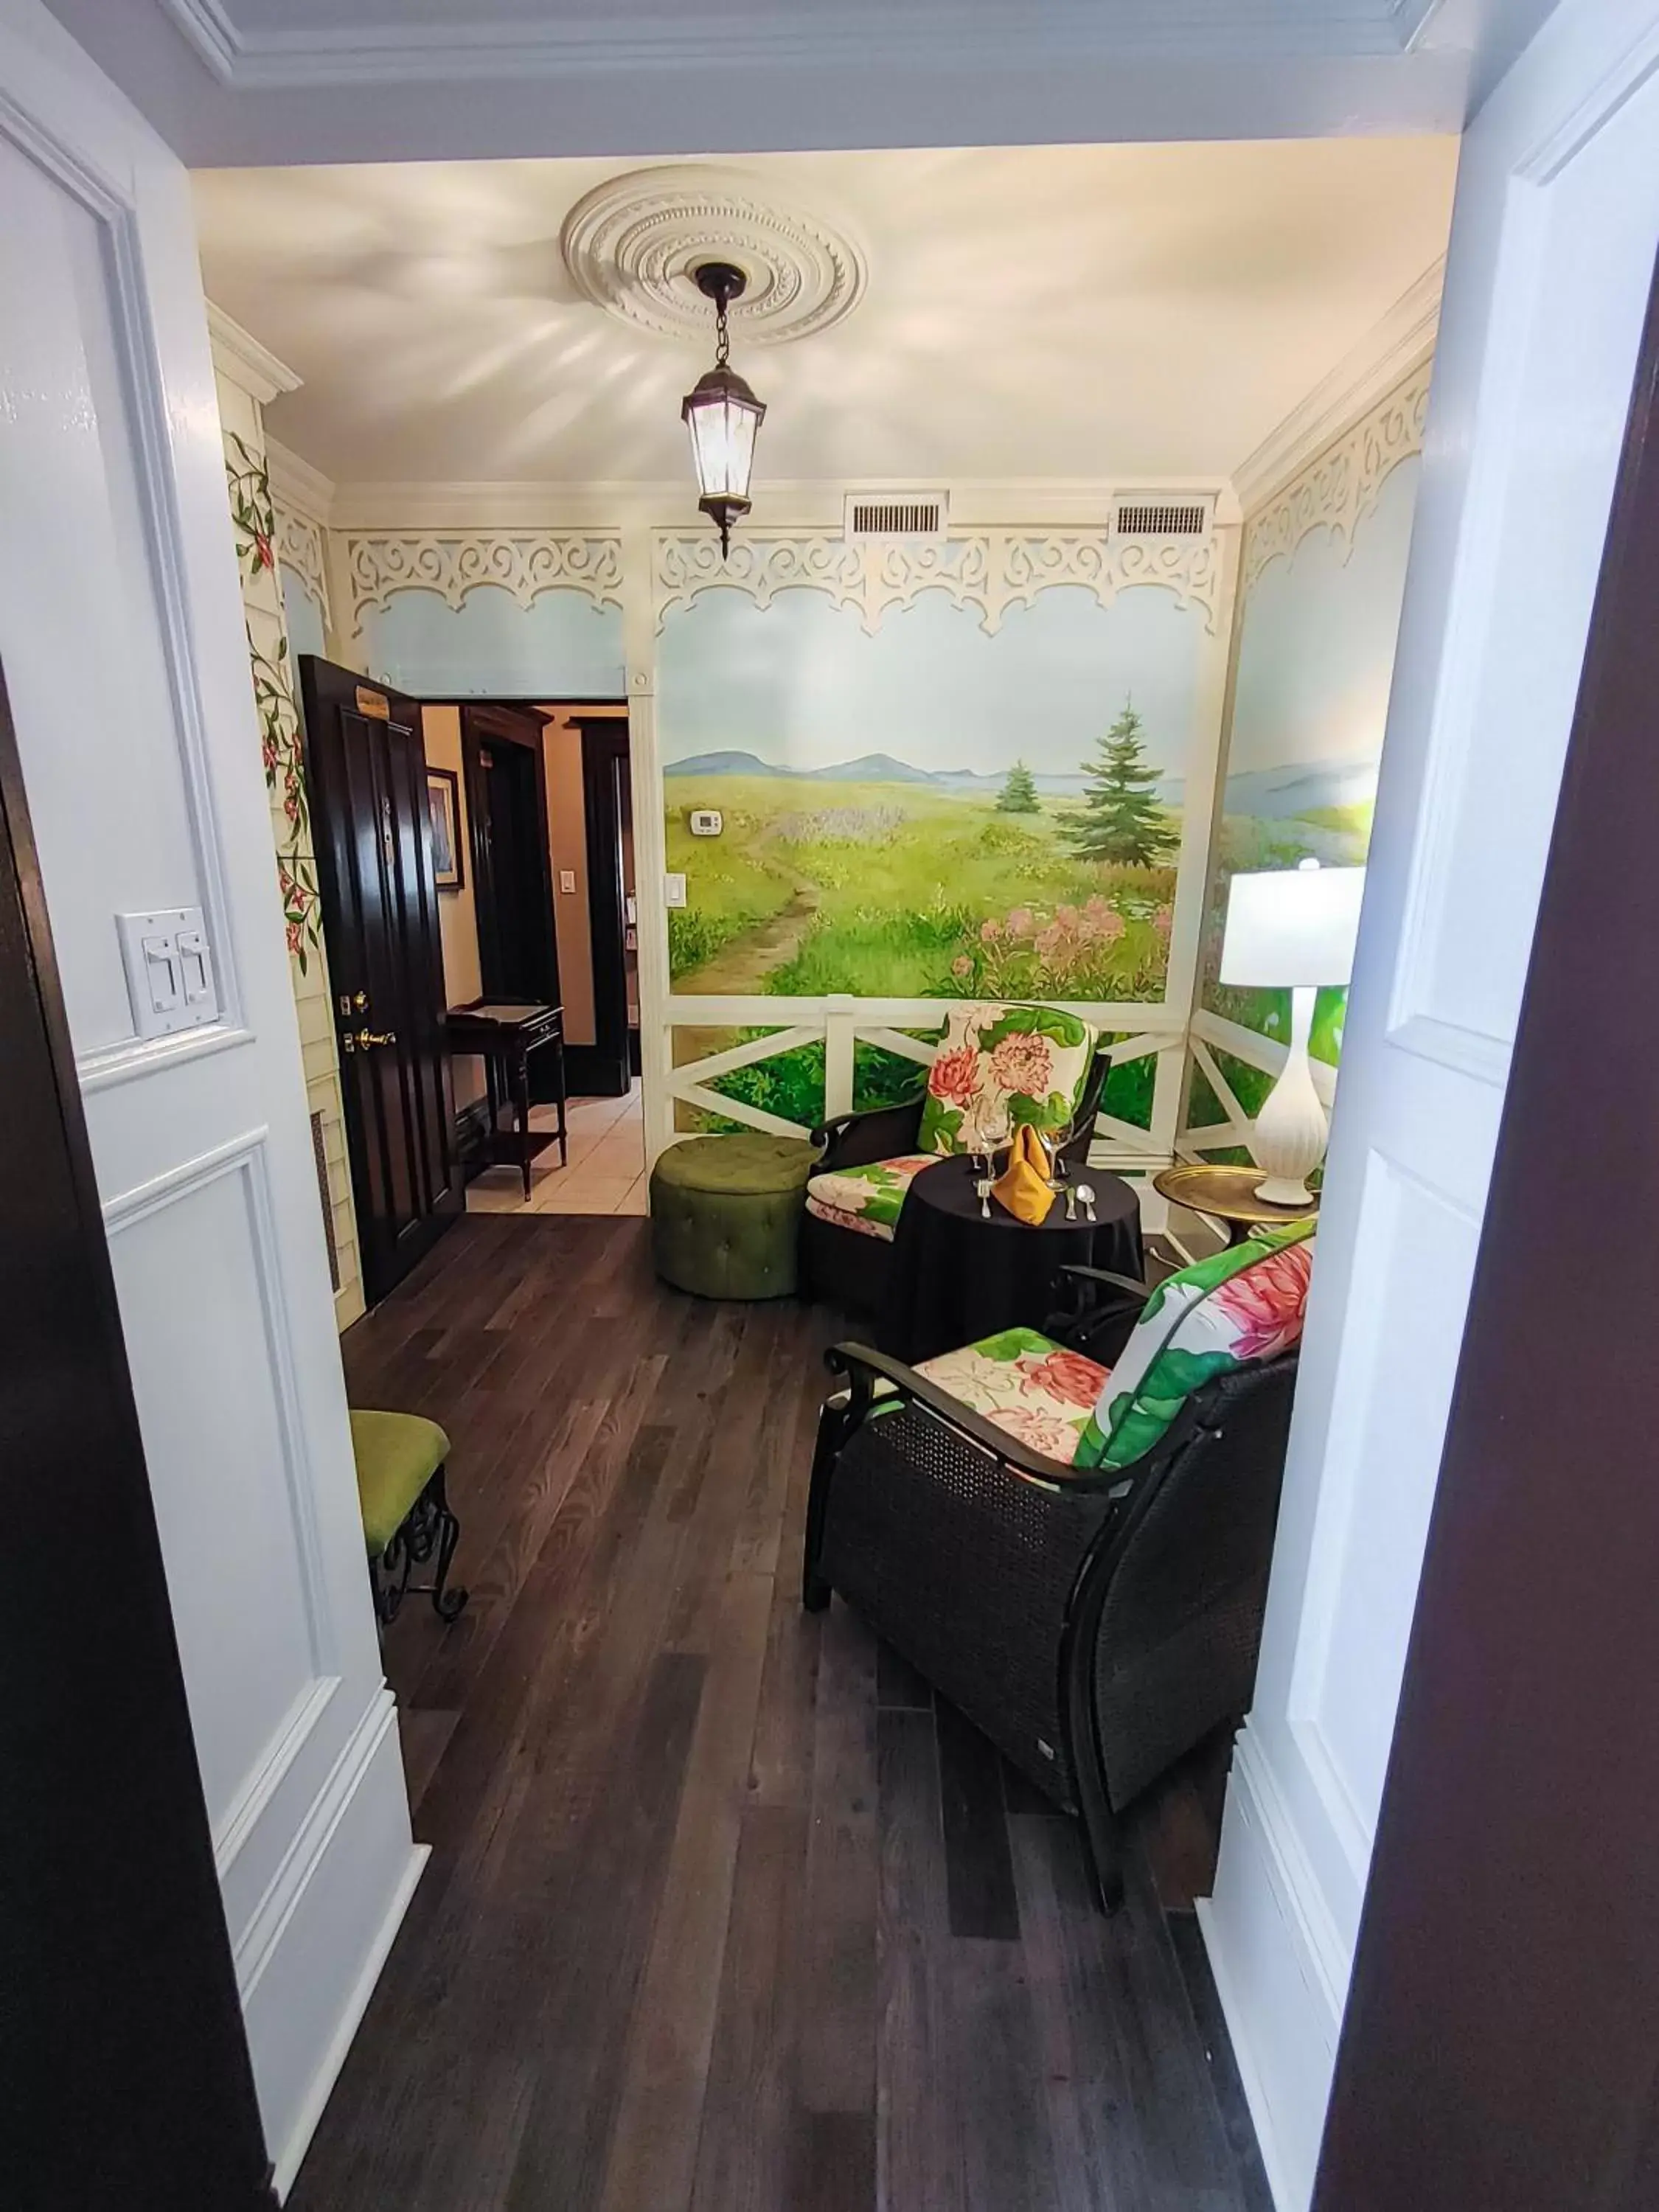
[356, 1027, 397, 1048]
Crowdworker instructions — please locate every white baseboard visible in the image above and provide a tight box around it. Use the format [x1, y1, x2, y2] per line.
[1198, 1726, 1347, 2212]
[232, 1691, 426, 2197]
[271, 1837, 429, 2197]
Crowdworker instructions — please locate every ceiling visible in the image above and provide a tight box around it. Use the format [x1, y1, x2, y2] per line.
[192, 141, 1459, 491]
[45, 0, 1552, 167]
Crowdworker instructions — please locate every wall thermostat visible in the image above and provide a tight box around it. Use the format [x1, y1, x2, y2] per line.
[689, 809, 723, 837]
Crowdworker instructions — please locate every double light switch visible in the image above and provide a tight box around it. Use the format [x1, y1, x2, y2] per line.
[117, 906, 219, 1038]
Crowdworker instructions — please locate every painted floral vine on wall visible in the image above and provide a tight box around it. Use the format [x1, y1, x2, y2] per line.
[226, 441, 324, 973]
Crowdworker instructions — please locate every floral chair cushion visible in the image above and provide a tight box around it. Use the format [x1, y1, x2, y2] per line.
[917, 1004, 1097, 1159]
[916, 1326, 1110, 1467]
[1074, 1225, 1316, 1472]
[805, 1155, 936, 1245]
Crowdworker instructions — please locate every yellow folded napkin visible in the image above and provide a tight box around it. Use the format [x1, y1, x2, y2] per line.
[992, 1123, 1054, 1226]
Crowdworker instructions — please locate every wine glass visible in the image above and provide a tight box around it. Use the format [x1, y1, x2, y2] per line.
[980, 1102, 1011, 1174]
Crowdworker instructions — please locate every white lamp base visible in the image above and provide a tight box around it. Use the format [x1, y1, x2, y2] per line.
[1248, 985, 1327, 1208]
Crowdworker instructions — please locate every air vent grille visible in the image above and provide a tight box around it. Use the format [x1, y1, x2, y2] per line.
[846, 493, 947, 540]
[1114, 498, 1209, 538]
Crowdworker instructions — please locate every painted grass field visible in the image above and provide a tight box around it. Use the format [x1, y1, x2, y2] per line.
[665, 773, 1177, 1002]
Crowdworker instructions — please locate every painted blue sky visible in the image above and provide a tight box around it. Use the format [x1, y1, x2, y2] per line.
[1229, 454, 1419, 778]
[658, 582, 1206, 776]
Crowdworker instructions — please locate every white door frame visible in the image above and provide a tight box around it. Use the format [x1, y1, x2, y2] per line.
[1199, 3, 1659, 2204]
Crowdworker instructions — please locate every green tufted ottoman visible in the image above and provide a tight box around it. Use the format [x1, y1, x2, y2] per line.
[650, 1133, 816, 1301]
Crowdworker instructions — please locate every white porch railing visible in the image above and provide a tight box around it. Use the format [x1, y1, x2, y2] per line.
[661, 992, 1189, 1166]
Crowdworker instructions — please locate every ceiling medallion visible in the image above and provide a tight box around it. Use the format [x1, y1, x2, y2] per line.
[559, 162, 867, 347]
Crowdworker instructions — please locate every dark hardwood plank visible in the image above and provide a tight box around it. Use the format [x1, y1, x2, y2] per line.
[877, 1706, 964, 2212]
[797, 1598, 879, 2117]
[935, 1693, 1022, 1942]
[876, 1639, 935, 1711]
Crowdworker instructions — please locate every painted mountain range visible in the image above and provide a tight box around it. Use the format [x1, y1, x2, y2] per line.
[1222, 762, 1378, 818]
[664, 749, 1183, 800]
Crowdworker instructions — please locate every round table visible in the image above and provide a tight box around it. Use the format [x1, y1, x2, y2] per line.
[879, 1155, 1144, 1366]
[1152, 1162, 1321, 1248]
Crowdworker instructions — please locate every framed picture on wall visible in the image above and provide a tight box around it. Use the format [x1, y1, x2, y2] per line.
[427, 765, 463, 891]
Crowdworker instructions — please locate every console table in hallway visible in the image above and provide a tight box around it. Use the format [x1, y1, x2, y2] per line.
[445, 999, 568, 1200]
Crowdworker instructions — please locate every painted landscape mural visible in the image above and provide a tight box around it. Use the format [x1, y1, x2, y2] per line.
[1191, 451, 1421, 1135]
[659, 580, 1207, 1130]
[660, 584, 1204, 1001]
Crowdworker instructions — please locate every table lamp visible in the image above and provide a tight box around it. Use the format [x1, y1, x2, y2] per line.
[1218, 858, 1366, 1206]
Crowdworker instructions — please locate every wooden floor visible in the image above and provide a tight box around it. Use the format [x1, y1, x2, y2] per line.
[291, 1214, 1272, 2212]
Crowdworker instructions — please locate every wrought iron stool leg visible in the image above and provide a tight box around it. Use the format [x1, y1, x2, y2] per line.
[426, 1465, 469, 1623]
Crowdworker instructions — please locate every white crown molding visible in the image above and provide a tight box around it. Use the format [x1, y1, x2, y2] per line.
[1231, 257, 1443, 517]
[206, 302, 302, 407]
[159, 1, 1430, 90]
[1239, 349, 1433, 594]
[265, 438, 338, 524]
[323, 476, 1237, 534]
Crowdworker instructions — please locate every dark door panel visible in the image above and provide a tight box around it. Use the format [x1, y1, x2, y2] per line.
[299, 658, 462, 1307]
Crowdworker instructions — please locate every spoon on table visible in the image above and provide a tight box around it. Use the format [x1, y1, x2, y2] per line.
[976, 1176, 993, 1220]
[1077, 1183, 1096, 1222]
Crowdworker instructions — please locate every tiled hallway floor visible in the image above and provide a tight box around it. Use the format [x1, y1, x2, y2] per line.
[465, 1077, 648, 1217]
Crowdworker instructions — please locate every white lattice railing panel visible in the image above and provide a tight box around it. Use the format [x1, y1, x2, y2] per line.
[665, 995, 1186, 1158]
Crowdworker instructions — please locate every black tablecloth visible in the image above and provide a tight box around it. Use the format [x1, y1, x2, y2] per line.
[878, 1155, 1144, 1366]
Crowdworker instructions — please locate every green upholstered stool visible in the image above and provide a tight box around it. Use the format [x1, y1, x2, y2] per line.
[349, 1409, 469, 1626]
[650, 1133, 815, 1301]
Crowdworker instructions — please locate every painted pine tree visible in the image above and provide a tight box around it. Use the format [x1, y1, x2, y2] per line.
[1061, 700, 1178, 865]
[997, 758, 1040, 813]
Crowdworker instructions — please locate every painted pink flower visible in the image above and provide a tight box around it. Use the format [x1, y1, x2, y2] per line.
[1034, 924, 1065, 959]
[1055, 904, 1079, 930]
[1024, 1348, 1108, 1410]
[928, 1043, 982, 1109]
[981, 917, 1001, 942]
[285, 919, 302, 953]
[1100, 910, 1126, 942]
[254, 531, 274, 570]
[1213, 1240, 1314, 1360]
[987, 1030, 1055, 1100]
[1006, 907, 1033, 937]
[989, 1404, 1081, 1463]
[1085, 895, 1111, 921]
[952, 955, 973, 978]
[1155, 903, 1175, 935]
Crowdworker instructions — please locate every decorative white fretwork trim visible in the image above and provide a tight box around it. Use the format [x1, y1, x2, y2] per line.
[343, 532, 626, 641]
[274, 502, 331, 625]
[1240, 356, 1433, 595]
[653, 529, 1221, 636]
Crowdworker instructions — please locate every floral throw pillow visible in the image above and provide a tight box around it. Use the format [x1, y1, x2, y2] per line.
[1073, 1225, 1316, 1472]
[805, 1155, 935, 1242]
[917, 1003, 1096, 1158]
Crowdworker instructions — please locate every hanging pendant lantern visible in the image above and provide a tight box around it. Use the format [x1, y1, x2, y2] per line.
[681, 262, 765, 560]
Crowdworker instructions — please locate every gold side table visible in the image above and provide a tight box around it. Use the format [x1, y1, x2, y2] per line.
[1153, 1162, 1320, 1248]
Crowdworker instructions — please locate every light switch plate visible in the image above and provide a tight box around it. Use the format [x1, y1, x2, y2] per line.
[117, 906, 219, 1038]
[664, 872, 687, 909]
[559, 869, 577, 894]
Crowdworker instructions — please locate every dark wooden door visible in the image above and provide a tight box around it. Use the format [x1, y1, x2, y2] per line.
[462, 702, 559, 1005]
[580, 717, 633, 1097]
[0, 664, 275, 2211]
[298, 657, 461, 1307]
[1312, 255, 1659, 2209]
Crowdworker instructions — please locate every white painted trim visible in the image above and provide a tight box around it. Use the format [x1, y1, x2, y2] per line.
[269, 1840, 430, 2199]
[155, 0, 1427, 92]
[265, 436, 337, 524]
[206, 299, 302, 406]
[1231, 260, 1443, 516]
[1195, 1898, 1302, 2212]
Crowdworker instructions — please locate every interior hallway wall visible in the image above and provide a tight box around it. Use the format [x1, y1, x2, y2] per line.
[210, 321, 365, 1329]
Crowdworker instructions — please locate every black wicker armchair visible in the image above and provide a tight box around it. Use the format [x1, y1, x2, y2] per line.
[801, 1043, 1112, 1315]
[801, 1264, 1298, 1910]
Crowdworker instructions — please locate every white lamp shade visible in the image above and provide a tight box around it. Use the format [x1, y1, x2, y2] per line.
[1219, 863, 1366, 990]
